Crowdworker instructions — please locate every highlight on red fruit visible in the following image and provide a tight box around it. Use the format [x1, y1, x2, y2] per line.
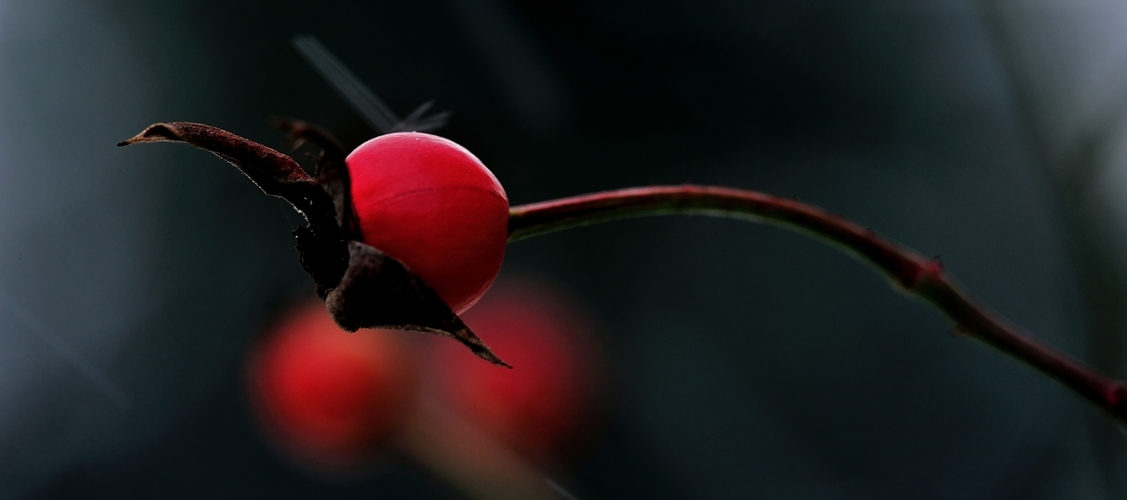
[425, 278, 603, 465]
[246, 300, 417, 472]
[346, 132, 509, 314]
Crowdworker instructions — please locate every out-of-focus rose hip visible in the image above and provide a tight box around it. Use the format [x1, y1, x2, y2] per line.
[426, 279, 602, 465]
[247, 301, 416, 470]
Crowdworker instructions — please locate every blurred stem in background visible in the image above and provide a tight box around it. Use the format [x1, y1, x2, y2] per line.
[976, 1, 1127, 495]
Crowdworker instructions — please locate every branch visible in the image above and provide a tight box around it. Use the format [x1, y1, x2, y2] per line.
[508, 185, 1127, 422]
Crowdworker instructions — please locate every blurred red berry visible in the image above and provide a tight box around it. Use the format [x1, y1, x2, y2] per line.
[346, 132, 509, 314]
[427, 279, 602, 465]
[247, 301, 416, 470]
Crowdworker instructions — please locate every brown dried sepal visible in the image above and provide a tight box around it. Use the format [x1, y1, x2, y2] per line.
[119, 122, 348, 297]
[119, 122, 325, 210]
[328, 241, 508, 367]
[271, 118, 360, 240]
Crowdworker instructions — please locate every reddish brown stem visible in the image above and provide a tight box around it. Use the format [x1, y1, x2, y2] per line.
[508, 185, 1127, 422]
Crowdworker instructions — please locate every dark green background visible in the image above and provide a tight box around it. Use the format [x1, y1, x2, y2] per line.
[0, 1, 1120, 498]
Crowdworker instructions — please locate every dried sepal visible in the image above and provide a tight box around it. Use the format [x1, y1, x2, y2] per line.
[119, 122, 348, 297]
[327, 241, 507, 367]
[120, 122, 319, 212]
[271, 118, 360, 240]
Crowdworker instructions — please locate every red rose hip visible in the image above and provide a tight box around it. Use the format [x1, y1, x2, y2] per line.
[347, 132, 509, 314]
[247, 301, 417, 470]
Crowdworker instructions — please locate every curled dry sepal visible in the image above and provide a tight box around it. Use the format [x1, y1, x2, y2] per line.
[118, 121, 508, 367]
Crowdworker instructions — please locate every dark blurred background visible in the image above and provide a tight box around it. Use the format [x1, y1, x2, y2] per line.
[2, 0, 1127, 498]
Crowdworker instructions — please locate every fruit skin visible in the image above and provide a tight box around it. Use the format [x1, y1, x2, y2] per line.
[246, 301, 416, 470]
[426, 279, 602, 465]
[346, 132, 509, 314]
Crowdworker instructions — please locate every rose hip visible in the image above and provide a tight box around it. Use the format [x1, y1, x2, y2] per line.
[246, 301, 416, 470]
[426, 279, 602, 465]
[346, 133, 509, 314]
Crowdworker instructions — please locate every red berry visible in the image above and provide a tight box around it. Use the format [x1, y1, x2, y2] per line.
[247, 301, 416, 470]
[346, 132, 509, 314]
[426, 279, 602, 465]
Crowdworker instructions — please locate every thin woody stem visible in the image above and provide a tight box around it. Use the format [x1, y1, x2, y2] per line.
[508, 185, 1127, 422]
